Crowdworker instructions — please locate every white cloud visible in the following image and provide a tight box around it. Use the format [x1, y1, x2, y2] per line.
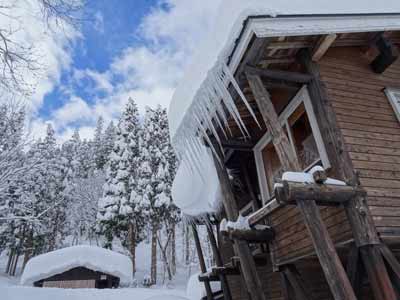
[24, 0, 220, 142]
[93, 11, 104, 34]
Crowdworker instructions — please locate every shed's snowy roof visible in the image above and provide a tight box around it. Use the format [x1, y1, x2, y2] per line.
[168, 0, 400, 143]
[20, 245, 133, 286]
[171, 143, 222, 216]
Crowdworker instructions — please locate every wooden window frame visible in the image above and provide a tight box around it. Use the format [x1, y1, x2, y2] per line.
[384, 87, 400, 123]
[253, 85, 330, 204]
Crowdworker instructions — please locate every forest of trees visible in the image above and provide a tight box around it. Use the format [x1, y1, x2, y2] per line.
[0, 98, 203, 285]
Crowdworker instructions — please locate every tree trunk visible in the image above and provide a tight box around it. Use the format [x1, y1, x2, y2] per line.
[151, 224, 158, 284]
[22, 229, 33, 272]
[6, 248, 15, 274]
[171, 223, 176, 275]
[128, 222, 136, 276]
[185, 225, 190, 265]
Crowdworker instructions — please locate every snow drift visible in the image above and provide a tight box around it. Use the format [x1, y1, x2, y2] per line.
[20, 245, 133, 286]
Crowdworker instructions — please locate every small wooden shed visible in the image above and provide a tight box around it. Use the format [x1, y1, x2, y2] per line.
[20, 245, 132, 289]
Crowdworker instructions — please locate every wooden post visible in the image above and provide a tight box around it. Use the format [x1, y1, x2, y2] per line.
[212, 152, 267, 300]
[205, 221, 232, 300]
[192, 224, 213, 300]
[298, 48, 397, 300]
[246, 72, 356, 300]
[346, 243, 363, 299]
[281, 264, 315, 300]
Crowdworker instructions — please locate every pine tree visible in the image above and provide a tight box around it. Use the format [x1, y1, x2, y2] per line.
[93, 117, 105, 170]
[134, 105, 179, 283]
[97, 98, 144, 274]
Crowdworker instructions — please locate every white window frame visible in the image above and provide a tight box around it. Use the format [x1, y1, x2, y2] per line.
[253, 86, 330, 204]
[384, 88, 400, 123]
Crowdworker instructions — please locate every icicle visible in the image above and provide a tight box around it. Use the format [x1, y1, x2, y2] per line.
[198, 92, 228, 140]
[194, 114, 222, 166]
[205, 85, 233, 137]
[213, 69, 249, 138]
[196, 101, 222, 150]
[222, 63, 262, 129]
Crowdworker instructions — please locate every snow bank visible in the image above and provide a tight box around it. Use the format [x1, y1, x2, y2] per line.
[4, 286, 187, 300]
[186, 273, 220, 300]
[20, 245, 133, 286]
[171, 143, 222, 216]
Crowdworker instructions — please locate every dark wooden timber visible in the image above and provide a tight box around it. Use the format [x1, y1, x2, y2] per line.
[275, 181, 361, 205]
[245, 65, 312, 84]
[371, 35, 399, 73]
[246, 72, 357, 300]
[212, 150, 267, 300]
[299, 48, 397, 300]
[281, 265, 315, 300]
[346, 243, 363, 299]
[221, 227, 275, 243]
[240, 157, 261, 210]
[206, 221, 232, 300]
[311, 34, 337, 62]
[221, 140, 255, 152]
[235, 36, 269, 79]
[192, 224, 213, 300]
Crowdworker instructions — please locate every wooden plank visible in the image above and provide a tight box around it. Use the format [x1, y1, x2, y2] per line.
[246, 71, 356, 300]
[312, 34, 337, 62]
[245, 65, 312, 84]
[221, 227, 275, 243]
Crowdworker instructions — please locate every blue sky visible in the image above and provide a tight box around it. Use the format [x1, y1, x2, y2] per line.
[3, 0, 220, 142]
[38, 0, 159, 130]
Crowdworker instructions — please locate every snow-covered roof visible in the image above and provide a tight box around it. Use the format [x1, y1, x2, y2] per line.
[168, 0, 400, 155]
[20, 245, 133, 286]
[171, 142, 222, 216]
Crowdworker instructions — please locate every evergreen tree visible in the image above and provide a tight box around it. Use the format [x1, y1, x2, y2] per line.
[92, 117, 105, 170]
[134, 105, 178, 283]
[97, 98, 144, 274]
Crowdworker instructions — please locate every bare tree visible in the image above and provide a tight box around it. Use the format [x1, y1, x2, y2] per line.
[0, 0, 84, 95]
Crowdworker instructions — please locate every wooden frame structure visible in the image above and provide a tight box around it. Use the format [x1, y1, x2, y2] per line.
[181, 13, 400, 300]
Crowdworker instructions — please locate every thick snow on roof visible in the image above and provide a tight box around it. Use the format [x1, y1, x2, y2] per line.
[20, 245, 133, 286]
[171, 143, 222, 216]
[168, 0, 400, 143]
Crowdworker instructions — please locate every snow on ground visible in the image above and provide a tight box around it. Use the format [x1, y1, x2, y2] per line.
[21, 245, 133, 286]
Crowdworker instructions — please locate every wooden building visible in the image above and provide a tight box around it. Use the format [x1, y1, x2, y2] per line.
[20, 245, 132, 289]
[169, 2, 400, 300]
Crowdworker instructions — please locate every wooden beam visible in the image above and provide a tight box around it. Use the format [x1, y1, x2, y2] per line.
[246, 72, 357, 300]
[221, 139, 255, 151]
[235, 37, 269, 78]
[211, 150, 267, 300]
[346, 243, 364, 299]
[245, 65, 312, 84]
[311, 34, 337, 62]
[275, 181, 362, 205]
[281, 265, 315, 300]
[192, 224, 214, 300]
[248, 199, 280, 225]
[371, 36, 399, 73]
[221, 227, 275, 243]
[361, 245, 397, 300]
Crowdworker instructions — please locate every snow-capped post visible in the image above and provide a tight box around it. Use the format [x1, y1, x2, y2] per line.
[246, 72, 357, 300]
[299, 48, 397, 300]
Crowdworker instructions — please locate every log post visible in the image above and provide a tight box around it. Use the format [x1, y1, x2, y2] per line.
[192, 224, 213, 300]
[212, 152, 267, 300]
[281, 264, 315, 300]
[246, 72, 356, 300]
[298, 48, 397, 300]
[205, 221, 232, 300]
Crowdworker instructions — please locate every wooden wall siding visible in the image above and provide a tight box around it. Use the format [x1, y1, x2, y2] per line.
[43, 279, 96, 288]
[319, 46, 400, 236]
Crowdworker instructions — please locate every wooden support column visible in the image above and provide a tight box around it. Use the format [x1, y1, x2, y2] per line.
[192, 224, 213, 300]
[281, 265, 315, 300]
[206, 221, 232, 300]
[346, 243, 364, 299]
[298, 48, 397, 300]
[212, 152, 267, 300]
[246, 72, 356, 300]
